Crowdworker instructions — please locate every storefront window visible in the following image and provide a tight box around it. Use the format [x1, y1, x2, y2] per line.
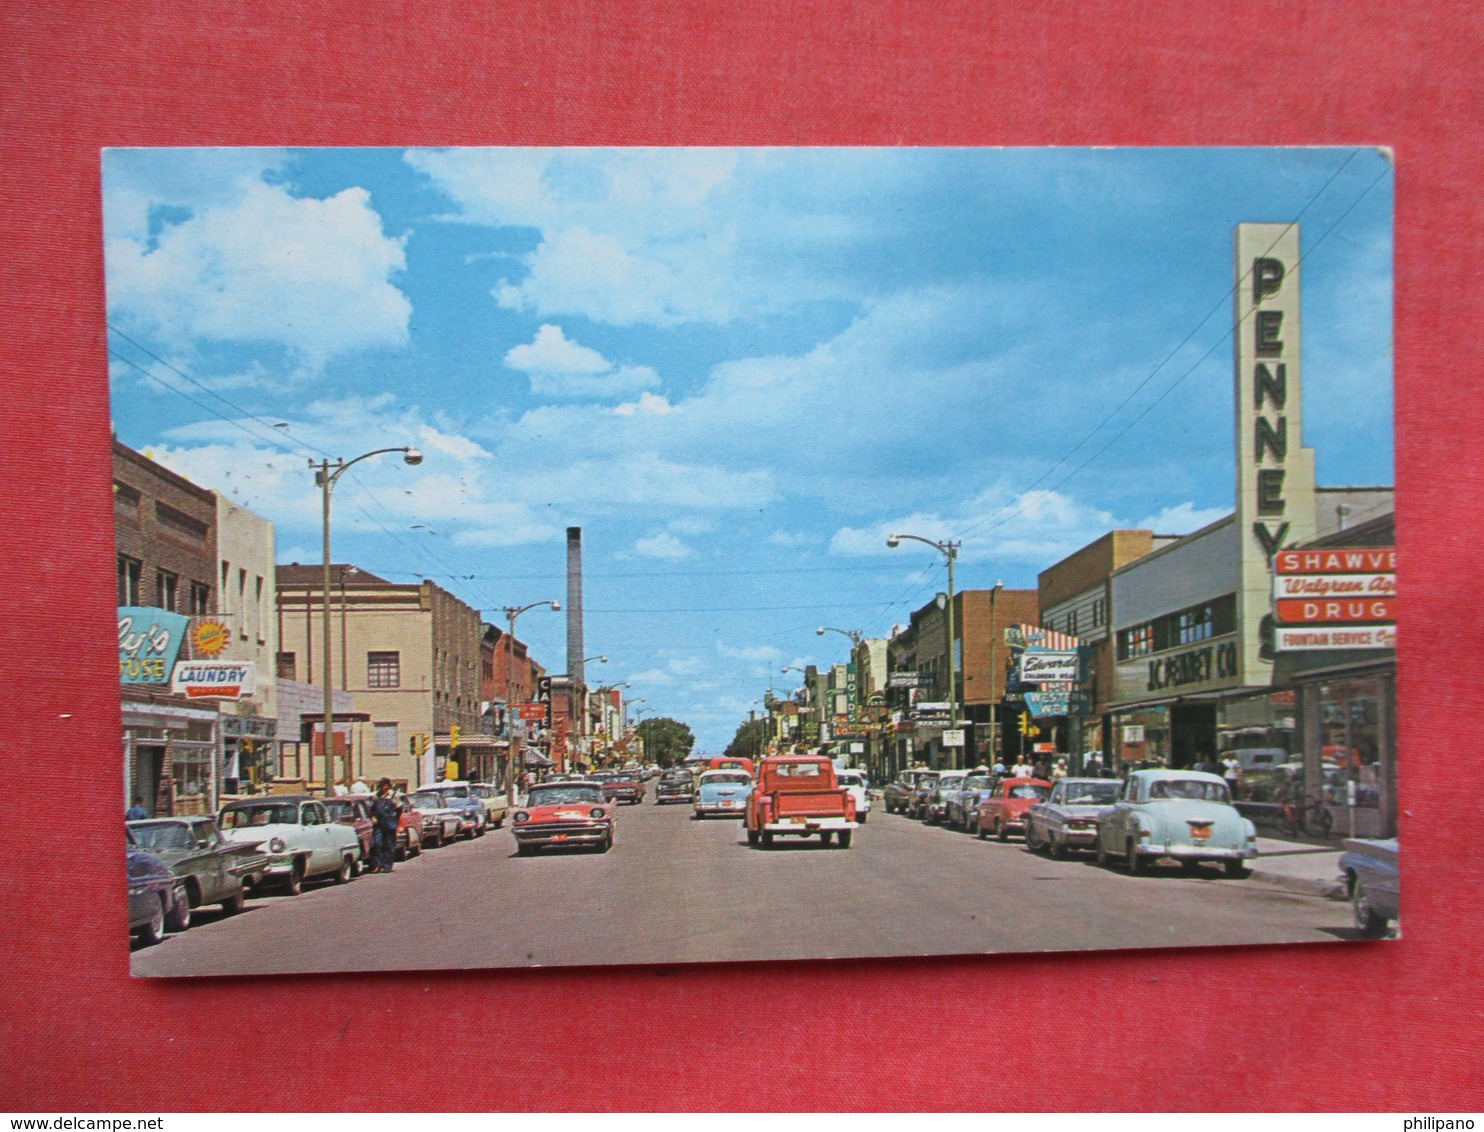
[1319, 678, 1382, 810]
[1217, 690, 1296, 804]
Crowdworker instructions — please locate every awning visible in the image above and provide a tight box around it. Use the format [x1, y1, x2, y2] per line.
[523, 751, 555, 768]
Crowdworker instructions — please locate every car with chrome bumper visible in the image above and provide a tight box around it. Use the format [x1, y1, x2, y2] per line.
[943, 773, 994, 831]
[512, 780, 614, 854]
[1340, 837, 1399, 937]
[217, 796, 363, 893]
[924, 770, 968, 825]
[655, 771, 696, 805]
[1094, 769, 1258, 876]
[883, 768, 935, 816]
[1024, 777, 1119, 856]
[693, 770, 753, 818]
[404, 790, 464, 848]
[126, 841, 187, 946]
[601, 773, 646, 805]
[127, 816, 267, 919]
[417, 782, 487, 838]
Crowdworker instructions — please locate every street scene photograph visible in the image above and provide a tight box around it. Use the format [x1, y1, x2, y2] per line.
[106, 145, 1398, 977]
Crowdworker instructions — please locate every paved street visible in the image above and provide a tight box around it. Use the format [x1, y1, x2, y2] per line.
[133, 786, 1357, 977]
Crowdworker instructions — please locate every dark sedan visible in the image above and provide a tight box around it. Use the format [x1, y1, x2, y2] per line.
[128, 816, 267, 918]
[126, 843, 186, 946]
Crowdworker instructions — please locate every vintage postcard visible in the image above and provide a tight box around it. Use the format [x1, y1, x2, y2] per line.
[108, 147, 1396, 975]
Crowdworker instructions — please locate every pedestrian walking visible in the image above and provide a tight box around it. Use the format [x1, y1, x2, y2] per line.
[1222, 754, 1242, 796]
[369, 777, 400, 873]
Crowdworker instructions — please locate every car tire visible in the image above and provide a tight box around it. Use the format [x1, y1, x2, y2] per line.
[221, 887, 246, 915]
[138, 895, 167, 946]
[1351, 876, 1388, 936]
[967, 814, 979, 835]
[599, 832, 613, 853]
[760, 831, 774, 848]
[165, 883, 192, 932]
[997, 819, 1009, 843]
[821, 831, 834, 846]
[838, 830, 853, 849]
[334, 855, 353, 884]
[285, 859, 305, 896]
[395, 842, 407, 863]
[1126, 840, 1144, 874]
[976, 821, 989, 840]
[858, 811, 867, 825]
[516, 842, 534, 856]
[1224, 859, 1252, 879]
[746, 828, 760, 846]
[1050, 833, 1068, 860]
[1095, 837, 1111, 868]
[1181, 859, 1204, 875]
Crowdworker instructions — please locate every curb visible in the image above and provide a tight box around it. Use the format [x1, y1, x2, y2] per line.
[1249, 866, 1345, 900]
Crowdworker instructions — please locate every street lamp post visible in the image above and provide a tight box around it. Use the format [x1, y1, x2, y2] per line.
[504, 599, 561, 804]
[314, 447, 422, 793]
[888, 533, 962, 769]
[988, 579, 1004, 767]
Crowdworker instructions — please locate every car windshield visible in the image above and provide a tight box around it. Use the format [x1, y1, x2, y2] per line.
[1148, 779, 1231, 803]
[128, 822, 194, 850]
[220, 804, 300, 828]
[1009, 783, 1051, 800]
[431, 785, 470, 798]
[409, 792, 446, 808]
[962, 776, 992, 791]
[324, 801, 360, 820]
[771, 762, 826, 777]
[1063, 782, 1119, 805]
[704, 773, 751, 786]
[528, 785, 604, 806]
[836, 773, 863, 787]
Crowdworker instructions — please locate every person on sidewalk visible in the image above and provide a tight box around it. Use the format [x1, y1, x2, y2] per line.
[368, 777, 400, 873]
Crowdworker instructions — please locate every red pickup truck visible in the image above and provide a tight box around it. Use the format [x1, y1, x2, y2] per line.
[745, 755, 858, 848]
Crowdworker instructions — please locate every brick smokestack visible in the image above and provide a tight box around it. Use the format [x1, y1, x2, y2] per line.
[566, 526, 584, 694]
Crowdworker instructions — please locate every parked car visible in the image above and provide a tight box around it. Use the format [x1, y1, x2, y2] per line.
[404, 790, 464, 848]
[469, 783, 510, 829]
[1023, 777, 1120, 857]
[943, 774, 996, 832]
[1093, 769, 1258, 876]
[745, 755, 857, 848]
[417, 782, 487, 838]
[217, 796, 363, 892]
[924, 770, 968, 825]
[693, 769, 753, 818]
[512, 780, 615, 854]
[1339, 837, 1399, 937]
[126, 842, 186, 946]
[601, 772, 646, 805]
[127, 816, 268, 918]
[906, 770, 942, 819]
[394, 797, 424, 860]
[655, 771, 697, 805]
[883, 769, 934, 815]
[835, 769, 871, 824]
[976, 777, 1053, 841]
[323, 797, 374, 868]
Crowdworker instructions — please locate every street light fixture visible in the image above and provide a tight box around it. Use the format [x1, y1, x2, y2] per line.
[314, 446, 421, 793]
[816, 625, 863, 645]
[504, 598, 561, 804]
[888, 532, 963, 769]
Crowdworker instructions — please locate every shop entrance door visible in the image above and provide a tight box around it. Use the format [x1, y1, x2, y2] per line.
[1170, 703, 1216, 768]
[133, 744, 165, 816]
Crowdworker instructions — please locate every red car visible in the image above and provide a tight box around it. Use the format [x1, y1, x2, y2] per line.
[512, 779, 615, 855]
[976, 777, 1053, 841]
[601, 773, 645, 805]
[324, 796, 374, 870]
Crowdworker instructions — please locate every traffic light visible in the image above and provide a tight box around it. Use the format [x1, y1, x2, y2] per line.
[450, 724, 461, 751]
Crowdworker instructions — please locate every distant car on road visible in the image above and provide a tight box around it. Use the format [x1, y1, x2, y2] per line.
[404, 790, 464, 848]
[835, 769, 871, 824]
[1093, 769, 1258, 876]
[1340, 837, 1399, 937]
[417, 782, 487, 838]
[127, 842, 186, 946]
[655, 771, 697, 805]
[468, 783, 510, 829]
[693, 769, 753, 818]
[1024, 777, 1120, 857]
[127, 816, 267, 917]
[943, 774, 995, 831]
[977, 778, 1053, 841]
[883, 769, 935, 816]
[601, 772, 646, 805]
[923, 771, 967, 825]
[217, 796, 362, 893]
[906, 770, 942, 820]
[512, 780, 614, 854]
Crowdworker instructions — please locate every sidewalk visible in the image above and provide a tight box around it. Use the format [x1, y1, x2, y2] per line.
[1249, 834, 1347, 899]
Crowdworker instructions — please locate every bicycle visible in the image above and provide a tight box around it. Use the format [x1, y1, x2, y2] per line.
[1278, 796, 1334, 839]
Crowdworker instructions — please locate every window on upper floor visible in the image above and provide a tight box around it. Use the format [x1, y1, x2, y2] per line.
[368, 651, 401, 689]
[156, 569, 178, 612]
[118, 555, 142, 606]
[189, 581, 211, 616]
[276, 652, 296, 680]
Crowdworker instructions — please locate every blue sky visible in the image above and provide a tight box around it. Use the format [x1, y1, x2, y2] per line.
[102, 146, 1394, 752]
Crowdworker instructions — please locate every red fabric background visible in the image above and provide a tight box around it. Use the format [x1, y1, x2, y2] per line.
[3, 1, 1480, 1112]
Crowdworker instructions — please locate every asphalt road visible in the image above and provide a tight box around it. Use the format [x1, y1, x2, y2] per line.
[132, 787, 1354, 977]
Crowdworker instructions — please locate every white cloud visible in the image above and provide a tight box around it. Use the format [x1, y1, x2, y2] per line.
[106, 181, 411, 367]
[612, 392, 676, 416]
[1137, 502, 1230, 534]
[634, 531, 692, 559]
[504, 324, 660, 399]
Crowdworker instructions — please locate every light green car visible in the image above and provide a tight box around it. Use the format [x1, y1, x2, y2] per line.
[1094, 769, 1258, 877]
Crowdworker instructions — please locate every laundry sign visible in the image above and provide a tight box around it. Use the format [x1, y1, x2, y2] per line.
[171, 660, 256, 699]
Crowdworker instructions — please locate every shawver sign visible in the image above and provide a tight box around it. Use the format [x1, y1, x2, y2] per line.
[1273, 546, 1396, 650]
